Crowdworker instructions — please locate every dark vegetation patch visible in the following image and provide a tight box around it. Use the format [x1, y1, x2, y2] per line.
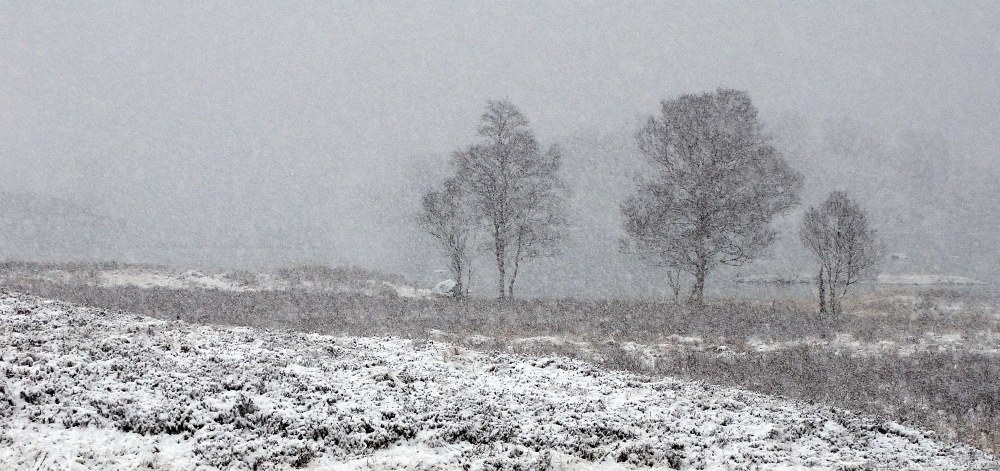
[649, 346, 1000, 454]
[5, 274, 1000, 455]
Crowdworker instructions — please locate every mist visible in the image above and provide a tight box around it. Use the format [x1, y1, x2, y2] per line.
[2, 2, 998, 297]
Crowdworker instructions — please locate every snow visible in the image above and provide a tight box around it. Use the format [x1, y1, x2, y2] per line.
[875, 274, 988, 285]
[0, 292, 996, 470]
[17, 266, 448, 298]
[431, 279, 458, 297]
[391, 280, 457, 299]
[390, 283, 435, 299]
[734, 273, 988, 286]
[97, 269, 253, 291]
[733, 274, 812, 284]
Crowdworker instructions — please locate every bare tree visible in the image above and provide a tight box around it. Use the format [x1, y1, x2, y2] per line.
[417, 178, 475, 298]
[618, 237, 687, 302]
[622, 89, 803, 305]
[453, 100, 567, 299]
[800, 191, 884, 314]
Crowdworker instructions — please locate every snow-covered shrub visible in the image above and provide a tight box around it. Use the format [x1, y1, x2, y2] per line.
[1, 293, 997, 469]
[614, 440, 683, 468]
[0, 382, 14, 418]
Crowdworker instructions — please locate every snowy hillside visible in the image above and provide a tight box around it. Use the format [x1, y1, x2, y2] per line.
[0, 293, 996, 470]
[4, 264, 447, 299]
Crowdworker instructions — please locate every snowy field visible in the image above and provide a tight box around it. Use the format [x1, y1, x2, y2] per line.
[9, 265, 988, 302]
[8, 265, 446, 299]
[0, 293, 996, 470]
[732, 274, 987, 286]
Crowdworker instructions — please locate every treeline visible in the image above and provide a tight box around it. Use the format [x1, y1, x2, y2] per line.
[420, 90, 886, 310]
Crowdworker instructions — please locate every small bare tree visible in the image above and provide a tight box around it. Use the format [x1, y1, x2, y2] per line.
[504, 178, 567, 299]
[622, 89, 803, 305]
[800, 191, 884, 314]
[417, 178, 475, 298]
[453, 100, 567, 299]
[618, 238, 687, 302]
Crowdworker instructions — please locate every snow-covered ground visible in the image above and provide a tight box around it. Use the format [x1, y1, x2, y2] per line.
[875, 274, 988, 285]
[13, 266, 448, 299]
[1, 293, 996, 470]
[98, 269, 252, 291]
[733, 273, 987, 286]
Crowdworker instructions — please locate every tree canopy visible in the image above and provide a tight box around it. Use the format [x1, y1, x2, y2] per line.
[800, 190, 884, 313]
[418, 100, 567, 299]
[453, 100, 567, 299]
[417, 177, 475, 297]
[622, 89, 803, 304]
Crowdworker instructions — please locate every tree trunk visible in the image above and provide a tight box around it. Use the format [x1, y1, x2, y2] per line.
[829, 275, 839, 315]
[667, 269, 681, 302]
[508, 236, 523, 300]
[507, 267, 517, 299]
[450, 251, 464, 299]
[497, 255, 505, 300]
[453, 275, 463, 299]
[495, 227, 506, 300]
[465, 265, 473, 298]
[691, 259, 707, 306]
[817, 268, 826, 313]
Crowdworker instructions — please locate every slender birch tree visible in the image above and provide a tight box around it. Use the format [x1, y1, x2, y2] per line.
[622, 89, 803, 304]
[800, 191, 884, 314]
[453, 100, 567, 299]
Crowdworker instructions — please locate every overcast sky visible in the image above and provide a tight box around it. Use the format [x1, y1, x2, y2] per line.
[1, 2, 997, 279]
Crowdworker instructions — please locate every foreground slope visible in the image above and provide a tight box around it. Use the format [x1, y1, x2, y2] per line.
[0, 293, 995, 470]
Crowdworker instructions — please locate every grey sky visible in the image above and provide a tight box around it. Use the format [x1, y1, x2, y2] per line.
[1, 2, 997, 287]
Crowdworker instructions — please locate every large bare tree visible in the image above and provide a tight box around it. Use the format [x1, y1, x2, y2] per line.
[800, 191, 884, 314]
[453, 100, 567, 299]
[622, 89, 803, 304]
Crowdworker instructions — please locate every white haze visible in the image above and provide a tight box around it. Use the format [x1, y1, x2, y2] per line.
[1, 2, 998, 297]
